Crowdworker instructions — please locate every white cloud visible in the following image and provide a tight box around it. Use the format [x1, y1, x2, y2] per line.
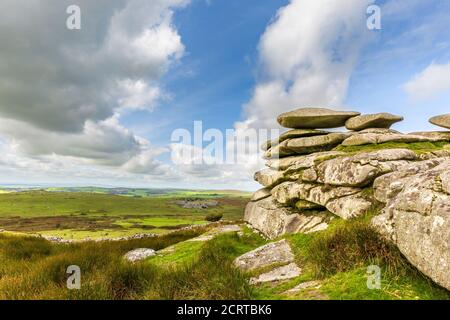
[242, 0, 373, 130]
[403, 61, 450, 100]
[0, 0, 189, 181]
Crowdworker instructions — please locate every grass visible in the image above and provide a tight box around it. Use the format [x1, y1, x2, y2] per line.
[334, 141, 449, 154]
[0, 190, 248, 239]
[0, 227, 261, 300]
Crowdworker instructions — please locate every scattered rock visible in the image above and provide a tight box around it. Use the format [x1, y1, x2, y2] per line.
[250, 263, 301, 284]
[124, 248, 156, 262]
[429, 114, 450, 129]
[261, 129, 328, 151]
[234, 239, 294, 271]
[345, 113, 403, 131]
[277, 107, 360, 129]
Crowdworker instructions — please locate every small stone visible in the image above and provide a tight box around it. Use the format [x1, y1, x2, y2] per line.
[345, 113, 403, 131]
[124, 248, 156, 262]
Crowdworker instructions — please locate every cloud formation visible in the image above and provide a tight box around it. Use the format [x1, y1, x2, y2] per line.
[403, 61, 450, 100]
[242, 0, 373, 130]
[0, 0, 188, 176]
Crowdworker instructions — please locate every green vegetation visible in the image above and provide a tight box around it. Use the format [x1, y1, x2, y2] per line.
[334, 141, 449, 154]
[205, 212, 223, 222]
[0, 190, 249, 239]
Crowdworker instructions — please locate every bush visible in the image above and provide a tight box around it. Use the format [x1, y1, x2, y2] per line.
[205, 213, 223, 222]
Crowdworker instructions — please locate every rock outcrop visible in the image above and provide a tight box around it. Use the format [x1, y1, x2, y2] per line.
[245, 107, 450, 290]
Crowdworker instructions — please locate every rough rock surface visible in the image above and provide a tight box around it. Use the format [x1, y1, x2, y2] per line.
[246, 107, 450, 291]
[277, 107, 360, 129]
[429, 114, 450, 129]
[345, 113, 403, 131]
[244, 197, 332, 239]
[249, 263, 301, 284]
[261, 129, 328, 151]
[342, 132, 445, 146]
[234, 239, 294, 271]
[302, 149, 417, 187]
[124, 248, 156, 262]
[285, 133, 350, 155]
[371, 159, 450, 290]
[251, 188, 271, 201]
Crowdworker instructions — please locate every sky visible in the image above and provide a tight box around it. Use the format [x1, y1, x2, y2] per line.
[0, 0, 449, 190]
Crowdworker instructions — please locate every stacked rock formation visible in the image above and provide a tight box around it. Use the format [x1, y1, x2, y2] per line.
[245, 108, 450, 290]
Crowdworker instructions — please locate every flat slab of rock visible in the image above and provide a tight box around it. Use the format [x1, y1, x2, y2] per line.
[261, 129, 328, 151]
[286, 133, 350, 155]
[342, 132, 445, 146]
[429, 114, 450, 129]
[249, 263, 301, 284]
[266, 151, 345, 171]
[277, 107, 360, 129]
[234, 239, 294, 271]
[345, 113, 403, 131]
[124, 248, 156, 262]
[254, 168, 286, 188]
[251, 188, 272, 201]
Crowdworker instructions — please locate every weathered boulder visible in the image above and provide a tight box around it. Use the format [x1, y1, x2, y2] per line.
[342, 132, 445, 146]
[286, 133, 350, 155]
[254, 168, 286, 188]
[244, 197, 331, 238]
[264, 140, 296, 159]
[261, 129, 329, 151]
[277, 107, 360, 129]
[124, 248, 156, 262]
[429, 114, 450, 129]
[372, 159, 450, 290]
[345, 113, 403, 131]
[251, 188, 272, 201]
[326, 193, 372, 219]
[234, 239, 294, 271]
[302, 149, 417, 187]
[266, 151, 344, 171]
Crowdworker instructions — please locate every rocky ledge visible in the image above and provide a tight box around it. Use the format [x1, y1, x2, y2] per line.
[246, 107, 450, 290]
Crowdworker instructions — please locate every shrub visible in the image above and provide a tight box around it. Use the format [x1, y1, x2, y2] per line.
[205, 213, 223, 222]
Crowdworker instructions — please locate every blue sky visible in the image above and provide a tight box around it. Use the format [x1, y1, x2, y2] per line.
[0, 0, 449, 190]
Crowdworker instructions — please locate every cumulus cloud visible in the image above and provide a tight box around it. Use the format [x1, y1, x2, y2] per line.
[403, 61, 450, 100]
[0, 0, 188, 178]
[241, 0, 373, 130]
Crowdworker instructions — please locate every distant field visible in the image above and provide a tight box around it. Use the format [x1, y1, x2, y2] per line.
[0, 189, 250, 239]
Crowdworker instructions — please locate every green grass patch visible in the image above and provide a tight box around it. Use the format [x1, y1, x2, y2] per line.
[334, 141, 449, 154]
